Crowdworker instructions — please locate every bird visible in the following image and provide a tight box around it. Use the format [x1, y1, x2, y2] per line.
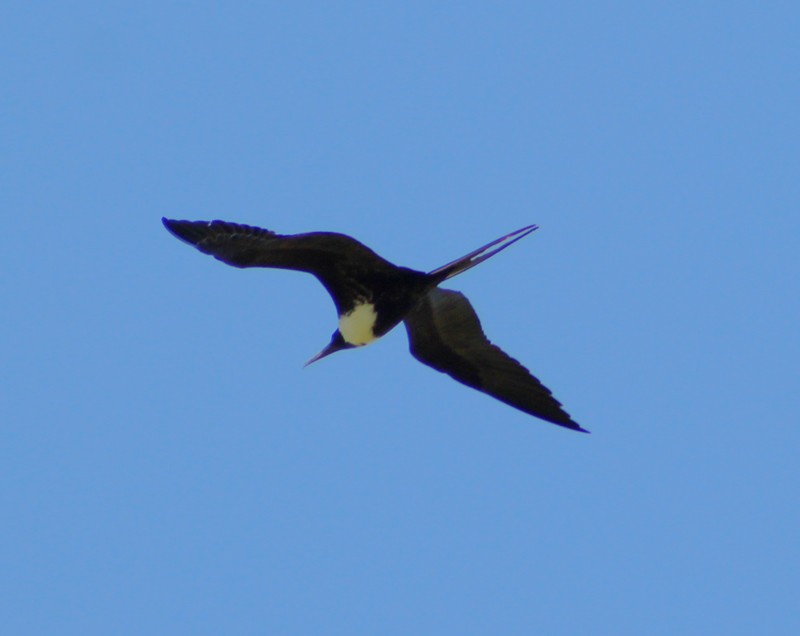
[163, 217, 587, 432]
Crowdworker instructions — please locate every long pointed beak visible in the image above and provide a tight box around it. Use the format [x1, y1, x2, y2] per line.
[304, 342, 339, 368]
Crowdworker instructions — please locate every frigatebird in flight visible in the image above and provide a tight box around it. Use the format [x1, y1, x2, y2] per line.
[163, 218, 586, 432]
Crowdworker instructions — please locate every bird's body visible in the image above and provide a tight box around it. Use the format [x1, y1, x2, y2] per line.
[163, 218, 587, 432]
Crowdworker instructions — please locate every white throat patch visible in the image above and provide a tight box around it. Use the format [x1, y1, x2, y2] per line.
[339, 303, 378, 346]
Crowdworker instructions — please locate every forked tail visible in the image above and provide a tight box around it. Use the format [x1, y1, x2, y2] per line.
[428, 225, 538, 284]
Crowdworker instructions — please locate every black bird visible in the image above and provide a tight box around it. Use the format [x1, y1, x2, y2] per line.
[163, 218, 586, 432]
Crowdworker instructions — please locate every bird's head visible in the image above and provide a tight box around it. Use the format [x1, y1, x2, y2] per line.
[304, 330, 355, 367]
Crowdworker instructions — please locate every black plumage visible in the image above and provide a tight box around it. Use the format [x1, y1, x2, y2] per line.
[163, 217, 586, 432]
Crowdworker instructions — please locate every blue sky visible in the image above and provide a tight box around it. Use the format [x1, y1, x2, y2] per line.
[2, 2, 798, 634]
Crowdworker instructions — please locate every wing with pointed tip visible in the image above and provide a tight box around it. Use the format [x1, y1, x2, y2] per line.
[404, 288, 586, 432]
[162, 218, 402, 312]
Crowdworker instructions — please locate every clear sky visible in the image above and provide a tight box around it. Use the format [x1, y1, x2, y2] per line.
[3, 2, 798, 634]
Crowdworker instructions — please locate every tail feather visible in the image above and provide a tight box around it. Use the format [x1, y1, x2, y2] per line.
[428, 225, 538, 283]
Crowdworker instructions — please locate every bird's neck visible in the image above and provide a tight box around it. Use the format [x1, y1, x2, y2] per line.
[339, 302, 379, 346]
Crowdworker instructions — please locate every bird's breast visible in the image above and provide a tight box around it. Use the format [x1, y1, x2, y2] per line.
[339, 302, 379, 346]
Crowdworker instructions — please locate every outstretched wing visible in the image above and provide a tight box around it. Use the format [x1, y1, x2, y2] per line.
[162, 218, 401, 312]
[404, 287, 586, 432]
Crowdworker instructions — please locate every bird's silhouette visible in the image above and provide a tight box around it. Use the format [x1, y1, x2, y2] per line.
[163, 218, 586, 432]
